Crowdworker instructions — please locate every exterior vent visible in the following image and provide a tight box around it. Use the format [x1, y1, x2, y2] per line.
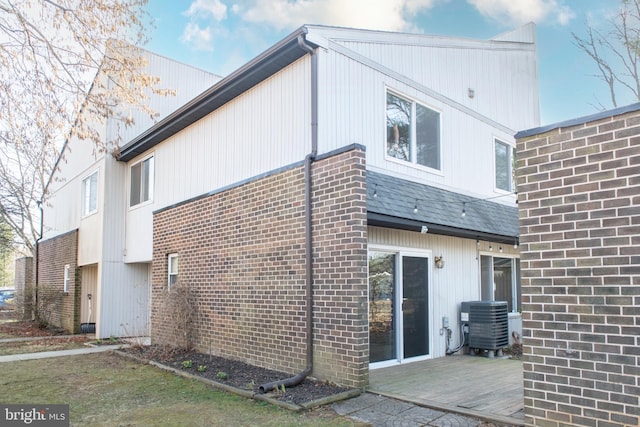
[461, 301, 508, 357]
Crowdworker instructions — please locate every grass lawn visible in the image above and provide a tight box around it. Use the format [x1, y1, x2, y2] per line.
[0, 352, 364, 426]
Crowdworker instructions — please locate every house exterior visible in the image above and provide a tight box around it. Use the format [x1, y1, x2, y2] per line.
[40, 51, 221, 336]
[41, 24, 539, 389]
[516, 104, 640, 427]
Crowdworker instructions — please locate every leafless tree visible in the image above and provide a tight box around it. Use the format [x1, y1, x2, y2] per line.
[0, 0, 173, 254]
[573, 0, 640, 109]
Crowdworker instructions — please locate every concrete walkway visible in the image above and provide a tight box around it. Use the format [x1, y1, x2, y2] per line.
[332, 393, 491, 427]
[0, 344, 122, 362]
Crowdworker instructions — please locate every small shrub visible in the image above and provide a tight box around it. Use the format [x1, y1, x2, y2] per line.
[197, 365, 207, 372]
[216, 371, 228, 380]
[181, 360, 193, 369]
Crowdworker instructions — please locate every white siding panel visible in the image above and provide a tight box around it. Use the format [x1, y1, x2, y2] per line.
[368, 226, 480, 358]
[102, 157, 127, 263]
[334, 40, 539, 131]
[319, 49, 516, 201]
[78, 212, 101, 265]
[97, 262, 150, 338]
[125, 205, 153, 262]
[111, 51, 221, 146]
[43, 137, 105, 241]
[124, 57, 312, 255]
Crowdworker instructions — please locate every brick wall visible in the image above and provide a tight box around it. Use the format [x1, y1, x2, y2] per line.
[517, 108, 640, 426]
[13, 257, 33, 320]
[38, 230, 81, 333]
[152, 147, 368, 389]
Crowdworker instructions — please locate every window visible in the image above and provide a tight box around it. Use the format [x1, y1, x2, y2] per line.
[63, 264, 71, 293]
[82, 171, 98, 216]
[495, 139, 516, 192]
[480, 256, 521, 313]
[168, 254, 178, 290]
[386, 91, 440, 170]
[130, 156, 154, 206]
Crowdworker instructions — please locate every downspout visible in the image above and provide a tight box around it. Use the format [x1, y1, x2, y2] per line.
[260, 33, 318, 393]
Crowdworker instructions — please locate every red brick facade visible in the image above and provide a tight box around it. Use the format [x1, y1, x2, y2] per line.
[517, 108, 640, 426]
[152, 147, 368, 389]
[37, 230, 81, 333]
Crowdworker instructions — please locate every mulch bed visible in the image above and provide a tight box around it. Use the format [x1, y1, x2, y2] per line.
[0, 319, 67, 337]
[121, 345, 354, 406]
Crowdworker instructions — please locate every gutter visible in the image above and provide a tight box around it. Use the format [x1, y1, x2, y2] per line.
[119, 26, 317, 162]
[260, 34, 318, 393]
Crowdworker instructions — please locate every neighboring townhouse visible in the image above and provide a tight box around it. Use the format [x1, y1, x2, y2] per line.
[42, 24, 539, 389]
[40, 50, 221, 336]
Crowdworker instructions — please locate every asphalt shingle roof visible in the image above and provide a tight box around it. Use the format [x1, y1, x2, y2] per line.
[367, 171, 519, 243]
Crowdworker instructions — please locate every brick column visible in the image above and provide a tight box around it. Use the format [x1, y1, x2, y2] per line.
[517, 109, 640, 427]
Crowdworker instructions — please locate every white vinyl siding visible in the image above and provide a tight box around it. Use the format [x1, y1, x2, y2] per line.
[130, 155, 154, 207]
[81, 171, 98, 216]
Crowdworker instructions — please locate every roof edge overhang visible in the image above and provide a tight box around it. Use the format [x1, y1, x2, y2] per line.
[119, 25, 316, 162]
[515, 102, 640, 139]
[368, 212, 517, 244]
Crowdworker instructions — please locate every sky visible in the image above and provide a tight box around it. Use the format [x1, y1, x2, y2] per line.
[144, 0, 636, 128]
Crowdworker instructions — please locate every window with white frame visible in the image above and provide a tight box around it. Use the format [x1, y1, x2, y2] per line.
[168, 254, 178, 290]
[495, 139, 516, 192]
[480, 255, 521, 313]
[63, 264, 71, 293]
[130, 155, 154, 207]
[386, 90, 441, 170]
[82, 171, 98, 216]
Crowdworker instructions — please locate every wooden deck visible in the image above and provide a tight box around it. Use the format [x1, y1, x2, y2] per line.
[368, 355, 524, 426]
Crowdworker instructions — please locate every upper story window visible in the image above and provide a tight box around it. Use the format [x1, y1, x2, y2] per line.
[130, 155, 154, 207]
[495, 139, 516, 192]
[82, 171, 98, 216]
[386, 90, 441, 171]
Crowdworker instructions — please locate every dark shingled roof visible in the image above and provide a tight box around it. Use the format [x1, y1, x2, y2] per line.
[367, 171, 519, 243]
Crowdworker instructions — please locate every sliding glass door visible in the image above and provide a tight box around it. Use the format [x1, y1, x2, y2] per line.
[402, 256, 429, 358]
[369, 251, 430, 365]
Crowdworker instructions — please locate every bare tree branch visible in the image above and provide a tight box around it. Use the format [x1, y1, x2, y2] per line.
[573, 0, 640, 109]
[0, 0, 174, 255]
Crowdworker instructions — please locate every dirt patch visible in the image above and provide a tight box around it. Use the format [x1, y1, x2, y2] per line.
[122, 345, 354, 406]
[503, 343, 523, 360]
[0, 319, 67, 338]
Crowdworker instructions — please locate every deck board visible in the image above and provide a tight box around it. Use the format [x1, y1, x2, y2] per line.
[368, 355, 524, 425]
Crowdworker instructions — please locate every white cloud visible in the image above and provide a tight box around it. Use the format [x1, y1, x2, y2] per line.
[181, 0, 229, 52]
[235, 0, 438, 32]
[181, 22, 215, 52]
[184, 0, 228, 21]
[467, 0, 575, 26]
